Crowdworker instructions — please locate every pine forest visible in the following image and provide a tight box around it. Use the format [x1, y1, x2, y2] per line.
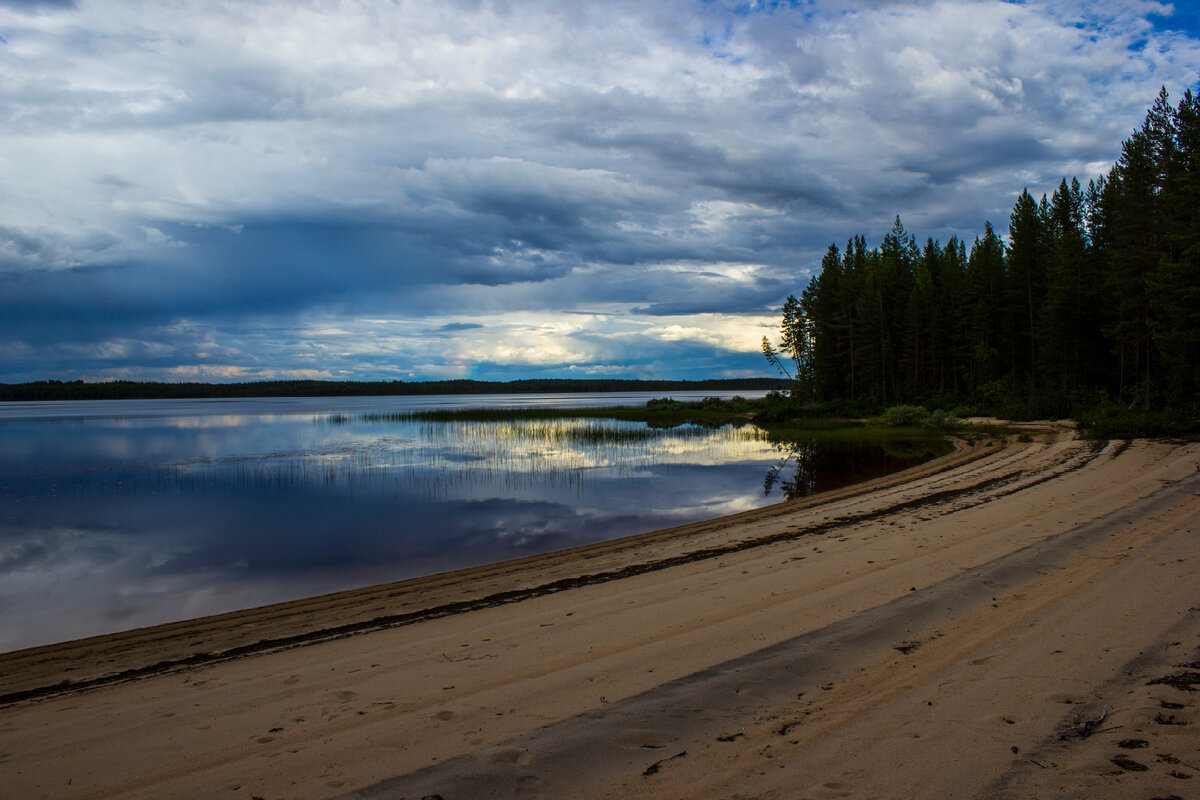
[765, 88, 1200, 431]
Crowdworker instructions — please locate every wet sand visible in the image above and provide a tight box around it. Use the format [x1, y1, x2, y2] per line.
[1, 427, 1198, 799]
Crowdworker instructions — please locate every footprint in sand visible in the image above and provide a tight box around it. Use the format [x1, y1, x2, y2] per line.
[487, 747, 533, 766]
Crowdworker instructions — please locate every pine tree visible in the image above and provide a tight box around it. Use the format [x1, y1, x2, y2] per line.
[1039, 178, 1095, 406]
[762, 294, 810, 392]
[904, 238, 940, 399]
[1006, 189, 1046, 382]
[939, 236, 969, 398]
[802, 245, 843, 399]
[965, 223, 1006, 396]
[1102, 88, 1174, 408]
[1150, 89, 1200, 405]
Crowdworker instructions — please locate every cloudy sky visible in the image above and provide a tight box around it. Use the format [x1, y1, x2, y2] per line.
[1, 0, 1198, 384]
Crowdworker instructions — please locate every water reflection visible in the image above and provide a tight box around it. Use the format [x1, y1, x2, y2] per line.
[762, 431, 951, 501]
[0, 397, 947, 652]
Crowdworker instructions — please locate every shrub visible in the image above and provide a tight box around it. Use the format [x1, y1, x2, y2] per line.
[922, 409, 961, 430]
[880, 405, 928, 426]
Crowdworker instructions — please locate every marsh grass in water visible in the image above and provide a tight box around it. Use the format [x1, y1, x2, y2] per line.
[315, 402, 959, 503]
[398, 417, 777, 498]
[52, 416, 769, 501]
[326, 396, 763, 429]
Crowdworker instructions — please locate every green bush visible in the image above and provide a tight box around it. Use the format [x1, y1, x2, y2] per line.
[878, 405, 960, 430]
[1074, 403, 1200, 438]
[880, 405, 929, 426]
[922, 408, 961, 430]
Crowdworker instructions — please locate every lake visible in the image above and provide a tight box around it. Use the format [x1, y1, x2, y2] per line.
[0, 391, 949, 652]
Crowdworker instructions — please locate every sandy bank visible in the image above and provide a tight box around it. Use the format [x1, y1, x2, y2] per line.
[2, 430, 1198, 799]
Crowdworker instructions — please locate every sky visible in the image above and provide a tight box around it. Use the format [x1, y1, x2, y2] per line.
[1, 0, 1199, 384]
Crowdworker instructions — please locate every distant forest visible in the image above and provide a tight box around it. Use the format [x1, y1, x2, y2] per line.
[0, 377, 789, 402]
[764, 87, 1200, 422]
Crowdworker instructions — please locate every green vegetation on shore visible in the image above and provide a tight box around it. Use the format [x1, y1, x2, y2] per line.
[1072, 404, 1200, 439]
[326, 395, 769, 429]
[352, 394, 1009, 440]
[329, 395, 971, 505]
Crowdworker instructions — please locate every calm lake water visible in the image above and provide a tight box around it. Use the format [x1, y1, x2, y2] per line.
[0, 392, 949, 652]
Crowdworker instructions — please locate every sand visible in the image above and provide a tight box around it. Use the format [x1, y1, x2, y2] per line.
[1, 427, 1198, 799]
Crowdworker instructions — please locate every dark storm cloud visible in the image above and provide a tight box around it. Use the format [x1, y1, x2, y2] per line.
[895, 133, 1056, 188]
[633, 289, 784, 317]
[699, 159, 849, 210]
[553, 124, 732, 173]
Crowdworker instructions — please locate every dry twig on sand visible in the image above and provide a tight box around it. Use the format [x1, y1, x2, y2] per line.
[1058, 704, 1108, 740]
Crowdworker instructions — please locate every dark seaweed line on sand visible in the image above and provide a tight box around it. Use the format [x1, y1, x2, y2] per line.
[0, 442, 1101, 707]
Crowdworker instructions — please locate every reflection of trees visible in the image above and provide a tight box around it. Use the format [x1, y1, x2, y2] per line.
[763, 437, 817, 501]
[879, 440, 939, 460]
[761, 432, 951, 501]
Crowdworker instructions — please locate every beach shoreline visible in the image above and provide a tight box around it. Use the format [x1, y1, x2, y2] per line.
[0, 431, 985, 703]
[3, 427, 1198, 799]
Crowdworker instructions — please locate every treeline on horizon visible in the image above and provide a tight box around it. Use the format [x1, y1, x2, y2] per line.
[765, 87, 1200, 433]
[0, 377, 790, 402]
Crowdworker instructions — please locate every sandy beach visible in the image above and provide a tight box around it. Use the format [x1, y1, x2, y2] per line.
[2, 426, 1198, 799]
